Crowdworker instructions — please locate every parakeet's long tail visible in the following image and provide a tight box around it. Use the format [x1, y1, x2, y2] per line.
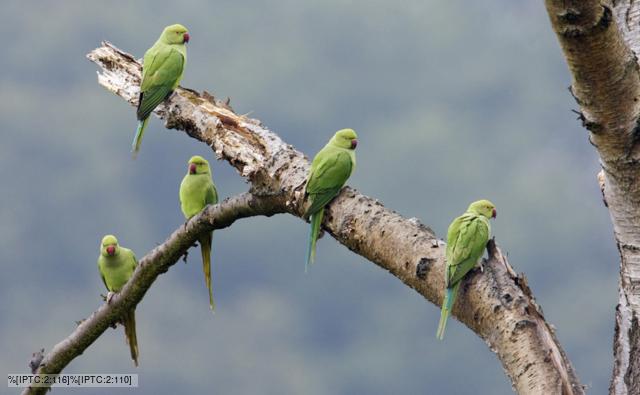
[305, 210, 324, 272]
[131, 118, 149, 158]
[123, 309, 139, 367]
[199, 232, 215, 312]
[436, 282, 460, 340]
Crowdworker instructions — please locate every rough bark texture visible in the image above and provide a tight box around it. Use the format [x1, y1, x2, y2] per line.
[21, 193, 286, 395]
[544, 1, 640, 394]
[74, 42, 584, 394]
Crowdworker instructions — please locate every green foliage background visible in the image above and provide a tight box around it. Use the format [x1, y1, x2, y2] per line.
[1, 1, 616, 393]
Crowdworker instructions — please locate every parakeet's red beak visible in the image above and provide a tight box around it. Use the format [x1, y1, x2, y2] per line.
[189, 163, 197, 174]
[183, 33, 190, 43]
[106, 246, 116, 256]
[492, 208, 497, 218]
[351, 139, 358, 149]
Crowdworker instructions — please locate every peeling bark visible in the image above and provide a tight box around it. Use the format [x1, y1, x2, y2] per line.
[545, 1, 640, 394]
[76, 42, 585, 394]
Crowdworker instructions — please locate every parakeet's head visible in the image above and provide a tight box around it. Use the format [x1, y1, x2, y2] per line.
[468, 200, 497, 219]
[329, 128, 358, 150]
[187, 155, 211, 175]
[101, 235, 119, 257]
[161, 24, 190, 45]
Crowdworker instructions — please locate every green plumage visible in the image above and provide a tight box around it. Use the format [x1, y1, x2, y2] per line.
[304, 129, 358, 270]
[179, 155, 218, 311]
[132, 24, 189, 156]
[97, 235, 140, 366]
[436, 200, 496, 340]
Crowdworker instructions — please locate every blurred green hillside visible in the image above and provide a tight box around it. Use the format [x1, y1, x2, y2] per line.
[0, 1, 617, 394]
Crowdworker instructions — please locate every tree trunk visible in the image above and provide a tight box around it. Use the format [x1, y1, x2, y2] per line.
[544, 1, 640, 394]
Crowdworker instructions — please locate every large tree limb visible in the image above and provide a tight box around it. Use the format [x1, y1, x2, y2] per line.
[66, 42, 583, 394]
[544, 1, 640, 393]
[22, 192, 287, 395]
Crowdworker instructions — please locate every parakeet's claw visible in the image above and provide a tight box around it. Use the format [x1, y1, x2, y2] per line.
[478, 260, 485, 273]
[318, 228, 325, 240]
[100, 293, 107, 302]
[106, 292, 116, 304]
[29, 348, 45, 374]
[182, 250, 189, 264]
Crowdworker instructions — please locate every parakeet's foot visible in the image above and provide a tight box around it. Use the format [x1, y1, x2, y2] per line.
[29, 349, 45, 374]
[106, 292, 116, 304]
[478, 260, 485, 273]
[182, 250, 189, 264]
[317, 228, 325, 240]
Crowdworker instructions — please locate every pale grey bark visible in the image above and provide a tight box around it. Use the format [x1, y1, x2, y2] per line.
[544, 1, 640, 393]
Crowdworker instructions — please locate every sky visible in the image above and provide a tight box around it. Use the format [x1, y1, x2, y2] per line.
[1, 1, 618, 394]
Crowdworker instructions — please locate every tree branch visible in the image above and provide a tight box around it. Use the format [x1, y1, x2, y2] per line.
[74, 42, 586, 394]
[21, 192, 287, 395]
[544, 1, 640, 393]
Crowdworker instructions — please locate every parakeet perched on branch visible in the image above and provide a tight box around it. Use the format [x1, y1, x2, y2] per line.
[304, 128, 358, 271]
[132, 24, 189, 156]
[436, 200, 496, 340]
[97, 235, 139, 366]
[179, 155, 218, 311]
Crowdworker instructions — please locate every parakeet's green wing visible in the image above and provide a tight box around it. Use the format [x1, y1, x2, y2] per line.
[447, 216, 489, 286]
[98, 263, 109, 290]
[140, 46, 184, 92]
[130, 252, 138, 271]
[137, 48, 184, 121]
[140, 48, 156, 85]
[205, 183, 218, 206]
[305, 151, 353, 216]
[445, 215, 465, 261]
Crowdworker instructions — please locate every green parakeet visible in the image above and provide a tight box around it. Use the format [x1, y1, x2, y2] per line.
[132, 24, 189, 156]
[97, 235, 140, 366]
[179, 155, 218, 311]
[436, 199, 496, 340]
[304, 128, 358, 271]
